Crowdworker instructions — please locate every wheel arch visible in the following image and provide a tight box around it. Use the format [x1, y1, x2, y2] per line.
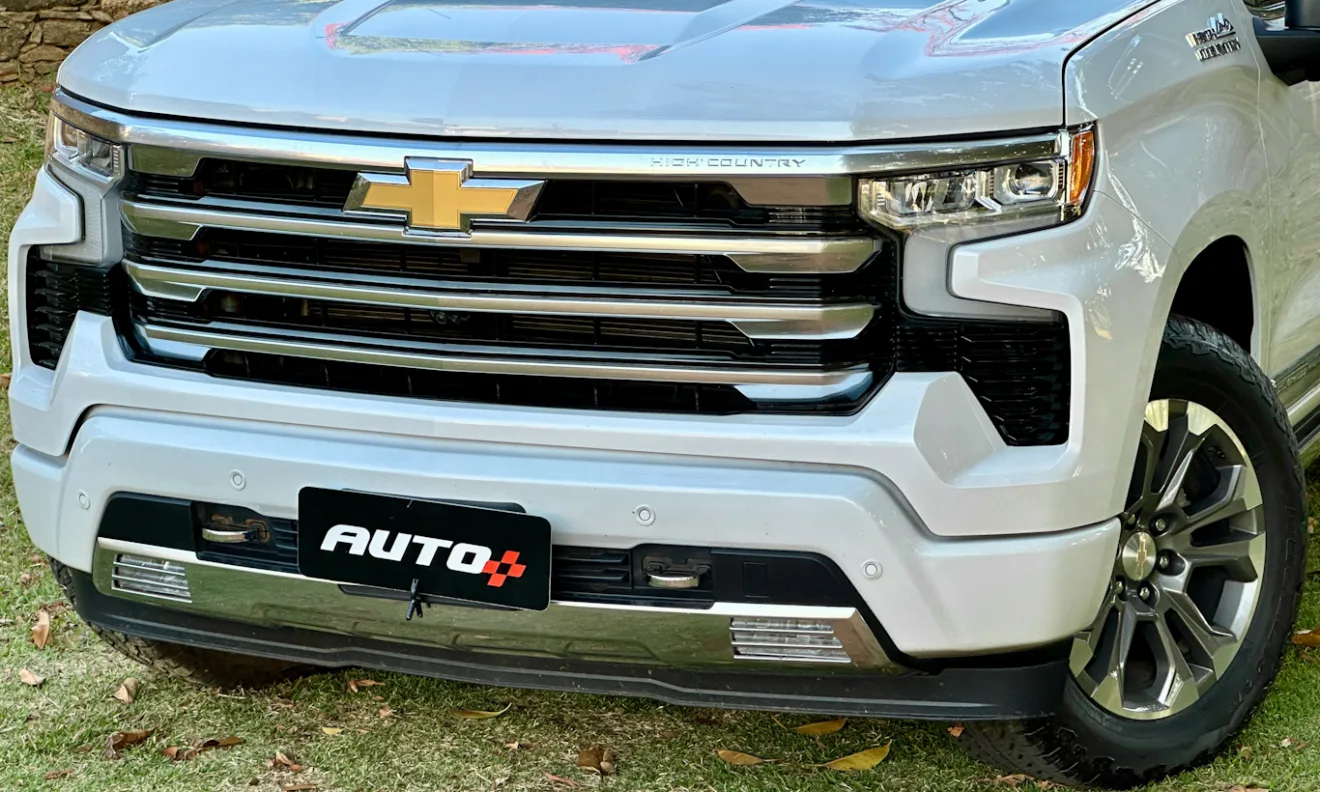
[1166, 235, 1257, 359]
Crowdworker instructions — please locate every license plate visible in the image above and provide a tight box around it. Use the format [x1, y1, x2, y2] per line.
[297, 488, 551, 610]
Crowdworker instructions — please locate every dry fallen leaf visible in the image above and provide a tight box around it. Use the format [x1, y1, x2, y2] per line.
[104, 728, 154, 759]
[19, 668, 44, 687]
[18, 572, 35, 588]
[378, 706, 394, 719]
[320, 727, 343, 736]
[986, 775, 1033, 788]
[716, 749, 769, 766]
[504, 741, 535, 751]
[576, 744, 617, 776]
[1293, 630, 1320, 647]
[820, 742, 891, 772]
[451, 703, 511, 719]
[347, 678, 383, 693]
[114, 678, 139, 705]
[162, 735, 243, 761]
[544, 773, 580, 789]
[793, 717, 846, 737]
[31, 609, 51, 650]
[203, 736, 244, 749]
[281, 785, 317, 792]
[948, 723, 965, 738]
[269, 751, 303, 772]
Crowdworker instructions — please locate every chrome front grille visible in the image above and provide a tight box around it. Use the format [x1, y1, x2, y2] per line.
[120, 153, 892, 414]
[63, 108, 1070, 435]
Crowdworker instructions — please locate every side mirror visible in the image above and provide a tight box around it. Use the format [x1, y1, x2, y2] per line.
[1257, 0, 1320, 79]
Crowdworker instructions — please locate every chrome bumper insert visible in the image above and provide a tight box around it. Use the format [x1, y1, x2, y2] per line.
[93, 539, 893, 671]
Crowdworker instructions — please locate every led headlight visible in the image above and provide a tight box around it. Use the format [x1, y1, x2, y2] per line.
[858, 127, 1096, 230]
[45, 113, 121, 180]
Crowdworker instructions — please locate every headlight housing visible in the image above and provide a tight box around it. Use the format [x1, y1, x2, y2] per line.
[857, 126, 1095, 230]
[45, 113, 122, 181]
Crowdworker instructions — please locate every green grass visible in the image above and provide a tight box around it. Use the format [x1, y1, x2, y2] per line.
[3, 84, 1320, 792]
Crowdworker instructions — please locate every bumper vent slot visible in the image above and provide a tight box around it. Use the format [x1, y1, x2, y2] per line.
[551, 547, 632, 593]
[730, 617, 851, 664]
[111, 554, 191, 603]
[25, 255, 116, 369]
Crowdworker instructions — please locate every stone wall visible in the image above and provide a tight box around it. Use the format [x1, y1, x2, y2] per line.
[1, 0, 162, 84]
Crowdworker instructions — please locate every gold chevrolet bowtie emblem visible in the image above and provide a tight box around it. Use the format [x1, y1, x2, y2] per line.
[345, 158, 544, 234]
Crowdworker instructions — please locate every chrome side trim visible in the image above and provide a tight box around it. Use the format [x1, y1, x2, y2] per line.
[93, 538, 893, 671]
[56, 91, 1061, 182]
[1278, 344, 1320, 423]
[139, 323, 874, 389]
[121, 200, 879, 275]
[125, 260, 875, 341]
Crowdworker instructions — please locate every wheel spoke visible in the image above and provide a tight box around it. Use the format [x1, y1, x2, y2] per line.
[1180, 464, 1262, 533]
[1154, 613, 1204, 709]
[1092, 600, 1140, 713]
[1135, 422, 1163, 502]
[1071, 593, 1118, 675]
[1168, 531, 1265, 581]
[1162, 589, 1237, 676]
[1155, 410, 1205, 511]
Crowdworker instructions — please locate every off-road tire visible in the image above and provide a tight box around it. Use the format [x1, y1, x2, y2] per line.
[52, 559, 308, 688]
[961, 316, 1306, 789]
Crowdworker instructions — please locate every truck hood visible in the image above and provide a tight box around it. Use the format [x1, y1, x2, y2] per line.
[62, 0, 1151, 143]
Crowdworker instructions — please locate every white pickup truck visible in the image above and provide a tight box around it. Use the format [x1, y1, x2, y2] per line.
[12, 0, 1320, 786]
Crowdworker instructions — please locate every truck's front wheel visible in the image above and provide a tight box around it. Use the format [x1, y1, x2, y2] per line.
[962, 315, 1306, 788]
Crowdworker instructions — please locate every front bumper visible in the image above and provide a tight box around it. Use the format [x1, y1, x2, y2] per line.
[66, 563, 1069, 719]
[15, 401, 1118, 659]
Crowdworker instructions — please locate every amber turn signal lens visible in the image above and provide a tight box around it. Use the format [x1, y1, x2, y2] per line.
[1067, 127, 1096, 210]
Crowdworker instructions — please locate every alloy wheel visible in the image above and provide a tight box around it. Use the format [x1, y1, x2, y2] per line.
[1071, 398, 1267, 720]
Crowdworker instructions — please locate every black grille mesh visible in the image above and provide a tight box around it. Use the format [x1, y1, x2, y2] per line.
[897, 321, 1070, 446]
[25, 257, 117, 369]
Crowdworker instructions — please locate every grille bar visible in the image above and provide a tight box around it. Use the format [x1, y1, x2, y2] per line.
[139, 323, 875, 391]
[125, 260, 875, 341]
[121, 200, 879, 274]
